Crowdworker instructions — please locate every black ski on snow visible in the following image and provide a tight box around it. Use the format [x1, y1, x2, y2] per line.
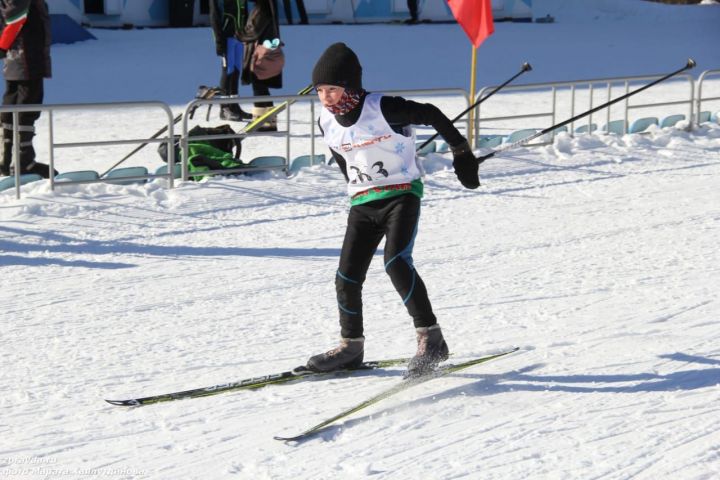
[273, 347, 520, 442]
[105, 357, 409, 407]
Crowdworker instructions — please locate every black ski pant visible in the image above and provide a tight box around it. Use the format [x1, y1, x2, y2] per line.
[336, 193, 436, 338]
[1, 79, 44, 173]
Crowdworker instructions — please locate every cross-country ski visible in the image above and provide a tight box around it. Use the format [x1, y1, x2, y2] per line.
[274, 348, 519, 442]
[105, 357, 409, 406]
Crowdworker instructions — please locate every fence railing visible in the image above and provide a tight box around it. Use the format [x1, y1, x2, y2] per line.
[474, 72, 696, 148]
[1, 71, 719, 199]
[697, 69, 720, 126]
[180, 92, 313, 182]
[0, 101, 175, 199]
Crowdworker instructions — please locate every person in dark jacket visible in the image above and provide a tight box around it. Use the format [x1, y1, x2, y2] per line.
[240, 0, 283, 131]
[305, 43, 481, 378]
[0, 0, 53, 178]
[209, 0, 253, 121]
[281, 0, 308, 25]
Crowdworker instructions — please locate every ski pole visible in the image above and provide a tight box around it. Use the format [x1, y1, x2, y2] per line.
[477, 58, 697, 164]
[99, 113, 182, 178]
[416, 62, 532, 153]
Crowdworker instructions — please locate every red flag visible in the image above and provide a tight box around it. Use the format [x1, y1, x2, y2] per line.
[447, 0, 495, 48]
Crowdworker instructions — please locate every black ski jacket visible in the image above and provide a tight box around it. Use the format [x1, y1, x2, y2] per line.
[0, 0, 51, 81]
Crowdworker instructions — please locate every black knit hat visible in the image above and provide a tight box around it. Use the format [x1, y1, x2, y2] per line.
[312, 42, 363, 90]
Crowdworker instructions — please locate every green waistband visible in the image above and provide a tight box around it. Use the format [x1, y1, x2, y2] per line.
[350, 179, 424, 206]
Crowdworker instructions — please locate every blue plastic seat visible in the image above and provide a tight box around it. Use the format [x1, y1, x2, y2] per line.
[506, 129, 537, 144]
[54, 170, 100, 182]
[0, 174, 43, 192]
[290, 154, 325, 174]
[477, 135, 504, 148]
[660, 114, 686, 128]
[602, 120, 627, 135]
[415, 140, 436, 156]
[154, 164, 182, 178]
[629, 117, 659, 134]
[249, 156, 286, 169]
[698, 111, 711, 123]
[105, 166, 149, 185]
[575, 123, 597, 134]
[436, 141, 449, 153]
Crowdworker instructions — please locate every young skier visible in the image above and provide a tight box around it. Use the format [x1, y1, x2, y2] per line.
[306, 42, 481, 377]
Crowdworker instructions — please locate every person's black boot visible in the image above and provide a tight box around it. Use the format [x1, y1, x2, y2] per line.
[22, 161, 57, 179]
[406, 325, 449, 378]
[220, 104, 252, 121]
[307, 337, 365, 372]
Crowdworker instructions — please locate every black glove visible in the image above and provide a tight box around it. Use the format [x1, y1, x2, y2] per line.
[0, 48, 6, 59]
[451, 141, 480, 189]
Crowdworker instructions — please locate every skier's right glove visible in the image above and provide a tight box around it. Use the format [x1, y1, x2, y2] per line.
[451, 141, 480, 189]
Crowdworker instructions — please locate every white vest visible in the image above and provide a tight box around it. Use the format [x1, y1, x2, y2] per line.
[319, 93, 422, 197]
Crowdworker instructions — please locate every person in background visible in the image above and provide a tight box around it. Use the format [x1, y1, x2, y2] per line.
[282, 0, 308, 25]
[0, 0, 54, 178]
[209, 0, 253, 121]
[240, 0, 283, 131]
[305, 43, 481, 378]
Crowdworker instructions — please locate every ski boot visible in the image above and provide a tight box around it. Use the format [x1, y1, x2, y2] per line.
[307, 337, 364, 372]
[406, 325, 449, 378]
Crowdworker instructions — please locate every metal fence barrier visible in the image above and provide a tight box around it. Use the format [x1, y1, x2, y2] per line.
[180, 92, 313, 182]
[1, 72, 719, 199]
[0, 101, 175, 199]
[474, 72, 696, 148]
[697, 69, 720, 126]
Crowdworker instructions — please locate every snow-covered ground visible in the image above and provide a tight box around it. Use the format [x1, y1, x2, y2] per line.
[2, 1, 720, 479]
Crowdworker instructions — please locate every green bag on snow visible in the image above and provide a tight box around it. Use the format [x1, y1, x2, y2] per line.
[157, 124, 244, 180]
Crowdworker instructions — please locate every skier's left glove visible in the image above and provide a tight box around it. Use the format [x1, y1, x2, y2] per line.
[0, 48, 6, 59]
[451, 141, 480, 189]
